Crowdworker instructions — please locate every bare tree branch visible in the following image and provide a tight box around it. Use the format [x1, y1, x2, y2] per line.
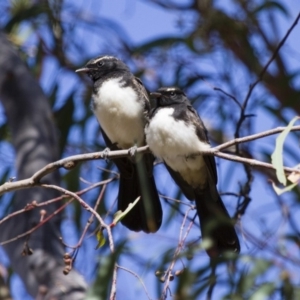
[161, 207, 195, 299]
[215, 125, 300, 151]
[241, 12, 300, 116]
[40, 184, 115, 253]
[1, 125, 299, 197]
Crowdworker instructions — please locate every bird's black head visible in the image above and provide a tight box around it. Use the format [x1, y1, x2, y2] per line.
[75, 55, 130, 82]
[151, 87, 188, 106]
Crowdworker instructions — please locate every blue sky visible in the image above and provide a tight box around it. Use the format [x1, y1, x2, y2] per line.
[1, 0, 300, 299]
[96, 0, 181, 43]
[70, 2, 300, 299]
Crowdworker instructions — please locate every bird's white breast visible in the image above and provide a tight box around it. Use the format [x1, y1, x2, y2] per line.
[145, 108, 211, 187]
[93, 77, 145, 149]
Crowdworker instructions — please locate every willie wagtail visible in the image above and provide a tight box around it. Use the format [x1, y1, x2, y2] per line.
[76, 55, 162, 233]
[145, 87, 240, 256]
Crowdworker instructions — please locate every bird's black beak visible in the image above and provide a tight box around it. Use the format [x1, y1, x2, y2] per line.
[150, 92, 162, 98]
[75, 67, 89, 73]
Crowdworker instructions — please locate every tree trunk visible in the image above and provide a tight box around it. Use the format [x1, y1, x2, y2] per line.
[0, 32, 86, 300]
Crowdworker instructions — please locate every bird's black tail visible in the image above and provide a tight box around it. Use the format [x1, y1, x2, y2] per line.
[116, 153, 162, 233]
[195, 186, 240, 257]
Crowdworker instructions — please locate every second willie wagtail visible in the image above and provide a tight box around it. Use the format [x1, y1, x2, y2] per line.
[145, 87, 240, 256]
[76, 55, 162, 233]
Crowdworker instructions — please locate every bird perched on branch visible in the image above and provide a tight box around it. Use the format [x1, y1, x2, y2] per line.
[145, 87, 240, 256]
[76, 55, 162, 233]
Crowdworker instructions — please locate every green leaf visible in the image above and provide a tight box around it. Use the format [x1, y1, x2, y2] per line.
[0, 123, 9, 142]
[237, 257, 272, 295]
[249, 282, 276, 300]
[0, 167, 10, 185]
[54, 93, 75, 155]
[271, 181, 298, 195]
[287, 164, 300, 183]
[5, 3, 49, 33]
[271, 116, 300, 185]
[95, 229, 106, 249]
[86, 241, 126, 300]
[111, 196, 140, 226]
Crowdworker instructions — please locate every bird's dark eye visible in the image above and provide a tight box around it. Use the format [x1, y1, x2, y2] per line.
[97, 61, 104, 67]
[170, 91, 176, 96]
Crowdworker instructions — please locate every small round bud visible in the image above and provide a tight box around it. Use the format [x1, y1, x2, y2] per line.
[63, 253, 71, 259]
[63, 268, 69, 275]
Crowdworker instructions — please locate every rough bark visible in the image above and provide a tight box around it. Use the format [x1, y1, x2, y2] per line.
[0, 32, 86, 299]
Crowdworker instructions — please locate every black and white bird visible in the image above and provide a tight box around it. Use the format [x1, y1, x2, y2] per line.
[76, 55, 162, 233]
[145, 87, 240, 256]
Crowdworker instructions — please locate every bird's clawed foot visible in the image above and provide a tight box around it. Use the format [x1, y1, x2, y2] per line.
[128, 145, 138, 157]
[102, 147, 110, 162]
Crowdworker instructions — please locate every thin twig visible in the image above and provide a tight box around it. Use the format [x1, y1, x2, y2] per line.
[161, 206, 195, 300]
[0, 147, 148, 195]
[234, 12, 300, 141]
[243, 12, 300, 111]
[0, 199, 72, 246]
[200, 76, 242, 109]
[117, 264, 152, 300]
[234, 163, 253, 218]
[213, 87, 242, 109]
[41, 184, 114, 252]
[1, 125, 300, 196]
[110, 264, 118, 300]
[206, 263, 216, 300]
[159, 194, 194, 207]
[216, 125, 300, 151]
[0, 197, 67, 226]
[0, 177, 116, 226]
[213, 151, 298, 174]
[62, 184, 107, 250]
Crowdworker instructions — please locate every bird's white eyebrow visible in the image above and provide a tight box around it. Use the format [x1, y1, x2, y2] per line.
[165, 88, 177, 92]
[93, 56, 116, 64]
